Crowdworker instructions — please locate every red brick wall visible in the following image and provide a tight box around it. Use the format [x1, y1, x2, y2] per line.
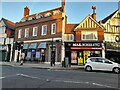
[15, 14, 63, 41]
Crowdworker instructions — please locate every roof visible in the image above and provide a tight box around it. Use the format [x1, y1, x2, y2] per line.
[74, 15, 105, 31]
[101, 9, 119, 24]
[65, 24, 78, 34]
[21, 7, 63, 21]
[1, 18, 15, 30]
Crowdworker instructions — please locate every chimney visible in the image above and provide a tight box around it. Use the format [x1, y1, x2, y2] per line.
[62, 0, 65, 12]
[24, 6, 30, 17]
[92, 6, 96, 20]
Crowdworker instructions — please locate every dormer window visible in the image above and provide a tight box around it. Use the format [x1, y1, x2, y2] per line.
[44, 12, 52, 17]
[53, 10, 60, 15]
[36, 14, 43, 19]
[20, 18, 26, 22]
[28, 17, 33, 21]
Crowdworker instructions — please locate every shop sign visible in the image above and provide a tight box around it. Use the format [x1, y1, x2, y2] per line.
[66, 42, 102, 47]
[73, 43, 101, 47]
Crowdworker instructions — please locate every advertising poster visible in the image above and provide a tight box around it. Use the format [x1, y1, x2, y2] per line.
[27, 52, 31, 59]
[78, 52, 83, 65]
[71, 51, 77, 64]
[36, 52, 40, 59]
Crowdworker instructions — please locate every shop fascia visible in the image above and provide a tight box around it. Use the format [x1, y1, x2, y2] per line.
[71, 42, 101, 47]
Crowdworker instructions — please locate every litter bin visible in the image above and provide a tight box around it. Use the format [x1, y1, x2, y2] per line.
[64, 57, 69, 67]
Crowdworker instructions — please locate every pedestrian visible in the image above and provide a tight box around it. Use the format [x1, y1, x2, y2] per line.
[20, 53, 25, 65]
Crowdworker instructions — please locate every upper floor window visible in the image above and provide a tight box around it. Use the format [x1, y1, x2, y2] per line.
[33, 27, 38, 36]
[51, 23, 56, 34]
[18, 29, 22, 38]
[44, 12, 52, 17]
[53, 10, 61, 15]
[82, 31, 98, 40]
[25, 28, 29, 37]
[28, 17, 33, 21]
[42, 25, 47, 35]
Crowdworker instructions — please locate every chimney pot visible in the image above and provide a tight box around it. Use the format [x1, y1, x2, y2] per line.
[92, 6, 96, 20]
[24, 6, 30, 17]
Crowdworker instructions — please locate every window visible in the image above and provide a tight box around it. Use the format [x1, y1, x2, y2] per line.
[42, 25, 47, 35]
[25, 28, 29, 37]
[82, 31, 98, 40]
[44, 12, 52, 17]
[53, 10, 61, 15]
[28, 17, 33, 21]
[51, 23, 56, 34]
[18, 29, 22, 38]
[33, 27, 38, 36]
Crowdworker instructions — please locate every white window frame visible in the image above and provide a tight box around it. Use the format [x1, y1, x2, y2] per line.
[51, 23, 56, 34]
[42, 25, 47, 35]
[33, 27, 38, 36]
[81, 31, 98, 40]
[18, 29, 22, 38]
[25, 28, 29, 37]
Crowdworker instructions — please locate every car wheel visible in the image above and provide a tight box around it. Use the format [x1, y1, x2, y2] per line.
[113, 67, 119, 74]
[85, 66, 92, 72]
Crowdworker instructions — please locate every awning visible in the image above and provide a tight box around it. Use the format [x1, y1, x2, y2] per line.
[23, 44, 28, 49]
[38, 42, 46, 49]
[29, 43, 37, 49]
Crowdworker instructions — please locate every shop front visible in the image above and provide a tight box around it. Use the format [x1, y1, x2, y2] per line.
[24, 42, 46, 62]
[65, 42, 104, 65]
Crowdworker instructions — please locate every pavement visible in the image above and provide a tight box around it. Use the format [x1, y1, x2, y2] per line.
[0, 61, 84, 70]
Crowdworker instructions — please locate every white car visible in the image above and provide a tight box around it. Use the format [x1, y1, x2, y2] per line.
[84, 57, 120, 73]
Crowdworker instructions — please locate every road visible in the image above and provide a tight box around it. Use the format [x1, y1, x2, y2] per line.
[1, 65, 119, 89]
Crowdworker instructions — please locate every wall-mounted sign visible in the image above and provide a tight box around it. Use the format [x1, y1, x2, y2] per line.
[65, 42, 102, 47]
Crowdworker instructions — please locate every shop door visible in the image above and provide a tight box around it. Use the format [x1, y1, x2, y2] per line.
[78, 51, 84, 65]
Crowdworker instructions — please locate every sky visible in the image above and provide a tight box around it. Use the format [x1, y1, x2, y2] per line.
[1, 1, 119, 24]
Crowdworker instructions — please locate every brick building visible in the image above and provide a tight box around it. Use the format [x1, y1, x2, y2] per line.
[14, 0, 66, 64]
[64, 6, 105, 65]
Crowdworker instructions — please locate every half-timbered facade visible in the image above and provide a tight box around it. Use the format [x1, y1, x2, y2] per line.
[100, 9, 120, 63]
[65, 6, 105, 65]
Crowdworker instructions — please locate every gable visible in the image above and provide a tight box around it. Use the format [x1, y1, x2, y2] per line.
[74, 15, 104, 31]
[0, 20, 6, 27]
[101, 9, 119, 24]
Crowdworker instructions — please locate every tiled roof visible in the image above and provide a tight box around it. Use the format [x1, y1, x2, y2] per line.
[65, 24, 78, 34]
[1, 18, 15, 30]
[21, 7, 63, 21]
[101, 9, 119, 24]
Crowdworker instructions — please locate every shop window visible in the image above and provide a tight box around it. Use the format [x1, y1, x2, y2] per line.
[25, 28, 29, 37]
[26, 52, 31, 59]
[18, 29, 22, 38]
[42, 25, 47, 35]
[33, 27, 38, 36]
[51, 23, 56, 34]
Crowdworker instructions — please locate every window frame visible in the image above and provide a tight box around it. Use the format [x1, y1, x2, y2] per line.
[41, 25, 47, 36]
[18, 29, 22, 38]
[81, 31, 98, 41]
[51, 23, 56, 34]
[33, 27, 38, 36]
[25, 28, 29, 37]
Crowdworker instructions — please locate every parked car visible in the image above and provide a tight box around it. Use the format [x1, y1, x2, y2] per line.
[84, 57, 120, 73]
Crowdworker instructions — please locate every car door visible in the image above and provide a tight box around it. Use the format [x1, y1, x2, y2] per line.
[94, 58, 104, 70]
[90, 58, 103, 70]
[101, 59, 113, 71]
